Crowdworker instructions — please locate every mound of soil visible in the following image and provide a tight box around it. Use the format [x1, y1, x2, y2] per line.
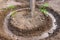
[8, 8, 52, 37]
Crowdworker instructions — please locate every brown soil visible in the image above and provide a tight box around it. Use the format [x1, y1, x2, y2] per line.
[7, 8, 52, 37]
[0, 0, 60, 40]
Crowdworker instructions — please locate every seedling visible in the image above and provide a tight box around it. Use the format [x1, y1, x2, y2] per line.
[0, 5, 15, 10]
[8, 5, 15, 9]
[40, 3, 49, 16]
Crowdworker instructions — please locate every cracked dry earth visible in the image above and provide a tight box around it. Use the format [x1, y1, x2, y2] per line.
[0, 0, 60, 40]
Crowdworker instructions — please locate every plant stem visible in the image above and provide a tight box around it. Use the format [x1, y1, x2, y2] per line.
[30, 0, 36, 17]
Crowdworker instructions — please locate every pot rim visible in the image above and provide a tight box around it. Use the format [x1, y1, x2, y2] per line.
[3, 8, 57, 40]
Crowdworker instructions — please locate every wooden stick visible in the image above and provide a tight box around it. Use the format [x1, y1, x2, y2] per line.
[30, 0, 36, 17]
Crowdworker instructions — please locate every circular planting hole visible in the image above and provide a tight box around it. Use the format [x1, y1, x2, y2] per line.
[3, 8, 57, 40]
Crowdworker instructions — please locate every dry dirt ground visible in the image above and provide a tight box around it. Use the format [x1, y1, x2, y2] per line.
[0, 0, 60, 40]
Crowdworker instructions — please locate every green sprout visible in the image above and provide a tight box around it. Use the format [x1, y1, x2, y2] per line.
[0, 5, 15, 10]
[40, 3, 49, 16]
[0, 5, 15, 14]
[8, 5, 15, 9]
[10, 10, 17, 17]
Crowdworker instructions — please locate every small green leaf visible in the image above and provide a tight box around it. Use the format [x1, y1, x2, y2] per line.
[40, 8, 48, 16]
[40, 9, 44, 12]
[0, 5, 15, 10]
[8, 5, 15, 9]
[39, 3, 49, 16]
[43, 10, 48, 13]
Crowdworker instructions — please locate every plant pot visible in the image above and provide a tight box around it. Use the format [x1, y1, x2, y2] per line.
[3, 8, 57, 40]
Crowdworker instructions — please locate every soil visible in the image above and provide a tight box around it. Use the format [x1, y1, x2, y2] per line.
[7, 8, 52, 37]
[0, 0, 60, 40]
